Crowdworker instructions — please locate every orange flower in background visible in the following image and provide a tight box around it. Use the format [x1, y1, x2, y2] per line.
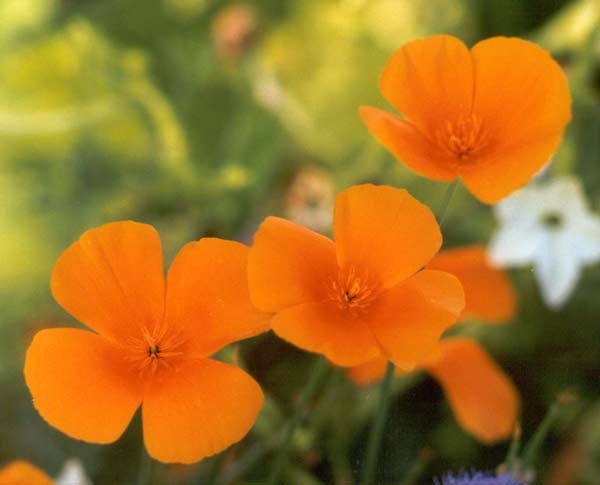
[348, 245, 519, 443]
[360, 34, 571, 204]
[0, 461, 52, 485]
[248, 184, 465, 368]
[24, 222, 268, 464]
[427, 245, 516, 323]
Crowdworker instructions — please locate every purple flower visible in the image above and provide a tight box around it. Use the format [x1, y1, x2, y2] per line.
[435, 471, 527, 485]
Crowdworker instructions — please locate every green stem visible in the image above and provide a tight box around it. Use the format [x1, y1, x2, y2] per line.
[267, 356, 329, 485]
[504, 423, 522, 471]
[137, 447, 154, 485]
[521, 400, 562, 471]
[437, 179, 459, 231]
[360, 362, 395, 485]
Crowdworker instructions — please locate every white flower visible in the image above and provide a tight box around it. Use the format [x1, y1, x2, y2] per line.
[55, 458, 92, 485]
[489, 176, 600, 308]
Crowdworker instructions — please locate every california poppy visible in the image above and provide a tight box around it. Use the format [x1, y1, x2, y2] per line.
[360, 34, 571, 204]
[427, 245, 516, 323]
[24, 221, 268, 464]
[248, 184, 465, 369]
[0, 461, 52, 485]
[348, 245, 518, 443]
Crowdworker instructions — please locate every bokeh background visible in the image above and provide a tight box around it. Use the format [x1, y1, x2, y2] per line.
[1, 0, 600, 483]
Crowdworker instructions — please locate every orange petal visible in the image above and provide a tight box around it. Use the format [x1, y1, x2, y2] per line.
[248, 216, 337, 312]
[380, 34, 474, 134]
[423, 338, 519, 443]
[51, 221, 165, 343]
[427, 245, 516, 323]
[347, 355, 389, 386]
[165, 238, 270, 358]
[463, 37, 571, 203]
[142, 358, 263, 464]
[24, 328, 141, 443]
[271, 302, 380, 367]
[334, 184, 442, 289]
[460, 132, 564, 204]
[359, 107, 457, 181]
[364, 270, 464, 370]
[0, 461, 53, 485]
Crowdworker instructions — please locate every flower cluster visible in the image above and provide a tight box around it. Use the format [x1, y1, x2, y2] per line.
[20, 32, 574, 479]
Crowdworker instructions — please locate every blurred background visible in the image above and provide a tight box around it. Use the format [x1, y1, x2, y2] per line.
[1, 0, 600, 483]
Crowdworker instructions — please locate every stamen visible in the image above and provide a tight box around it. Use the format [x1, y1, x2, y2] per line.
[436, 114, 486, 162]
[329, 266, 380, 315]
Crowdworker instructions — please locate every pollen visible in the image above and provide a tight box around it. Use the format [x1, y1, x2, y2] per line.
[437, 114, 486, 162]
[330, 266, 379, 315]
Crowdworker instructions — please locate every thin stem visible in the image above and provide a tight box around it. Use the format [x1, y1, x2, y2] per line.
[137, 447, 154, 485]
[360, 361, 395, 485]
[437, 179, 459, 231]
[521, 400, 562, 470]
[267, 356, 329, 485]
[504, 423, 522, 471]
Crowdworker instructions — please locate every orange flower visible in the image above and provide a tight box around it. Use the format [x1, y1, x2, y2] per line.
[24, 222, 268, 464]
[348, 245, 519, 443]
[0, 461, 52, 485]
[427, 245, 516, 323]
[248, 184, 465, 368]
[360, 35, 571, 204]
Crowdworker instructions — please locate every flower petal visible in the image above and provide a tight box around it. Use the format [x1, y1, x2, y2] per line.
[359, 107, 457, 181]
[271, 302, 380, 367]
[568, 215, 600, 264]
[51, 221, 165, 343]
[24, 328, 141, 443]
[380, 34, 473, 133]
[165, 238, 270, 358]
[489, 222, 545, 267]
[248, 216, 337, 312]
[0, 461, 53, 485]
[364, 270, 464, 370]
[427, 246, 516, 323]
[334, 184, 442, 289]
[534, 233, 581, 308]
[347, 355, 391, 386]
[142, 359, 263, 464]
[459, 135, 564, 204]
[471, 37, 571, 149]
[423, 338, 519, 444]
[462, 37, 571, 203]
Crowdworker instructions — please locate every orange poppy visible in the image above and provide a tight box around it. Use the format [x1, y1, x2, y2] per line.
[0, 461, 52, 485]
[360, 34, 571, 204]
[248, 184, 465, 369]
[348, 245, 518, 443]
[427, 245, 516, 323]
[24, 222, 268, 464]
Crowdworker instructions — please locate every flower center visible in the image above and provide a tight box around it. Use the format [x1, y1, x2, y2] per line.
[124, 324, 186, 378]
[329, 266, 379, 315]
[436, 114, 486, 161]
[541, 211, 563, 229]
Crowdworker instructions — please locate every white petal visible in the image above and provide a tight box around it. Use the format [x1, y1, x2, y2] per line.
[494, 185, 543, 225]
[55, 458, 92, 485]
[542, 177, 588, 217]
[489, 223, 545, 266]
[533, 233, 582, 309]
[566, 214, 600, 264]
